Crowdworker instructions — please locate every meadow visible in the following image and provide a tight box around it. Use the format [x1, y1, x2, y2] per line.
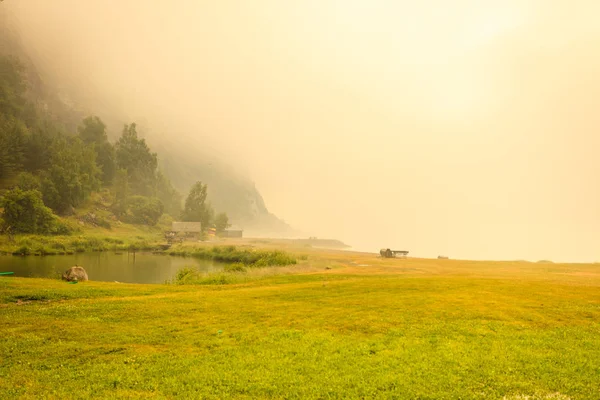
[0, 245, 599, 399]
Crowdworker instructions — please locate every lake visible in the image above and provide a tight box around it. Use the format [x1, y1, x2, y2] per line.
[0, 253, 224, 284]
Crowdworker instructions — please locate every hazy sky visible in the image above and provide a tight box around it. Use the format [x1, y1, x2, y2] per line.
[5, 0, 600, 261]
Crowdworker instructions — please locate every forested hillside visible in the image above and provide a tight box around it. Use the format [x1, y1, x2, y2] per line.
[0, 7, 296, 237]
[0, 55, 185, 233]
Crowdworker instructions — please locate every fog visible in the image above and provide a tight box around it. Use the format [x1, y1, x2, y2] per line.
[4, 1, 600, 262]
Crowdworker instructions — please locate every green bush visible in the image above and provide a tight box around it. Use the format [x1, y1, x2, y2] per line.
[85, 237, 105, 250]
[128, 240, 153, 252]
[0, 188, 67, 234]
[173, 267, 200, 284]
[120, 195, 164, 226]
[34, 245, 57, 256]
[50, 219, 74, 235]
[17, 238, 34, 247]
[12, 245, 31, 256]
[69, 238, 84, 248]
[50, 242, 66, 251]
[214, 212, 230, 234]
[157, 213, 174, 228]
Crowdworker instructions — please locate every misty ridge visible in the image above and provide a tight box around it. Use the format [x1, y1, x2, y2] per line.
[1, 1, 600, 261]
[0, 3, 296, 240]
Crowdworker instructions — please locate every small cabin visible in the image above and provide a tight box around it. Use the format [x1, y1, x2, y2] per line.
[380, 249, 409, 258]
[172, 222, 202, 234]
[221, 227, 243, 238]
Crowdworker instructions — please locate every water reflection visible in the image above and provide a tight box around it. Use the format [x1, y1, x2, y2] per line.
[0, 253, 224, 284]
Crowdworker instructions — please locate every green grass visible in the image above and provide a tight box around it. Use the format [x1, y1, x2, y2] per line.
[0, 234, 162, 256]
[0, 191, 172, 256]
[0, 254, 599, 399]
[167, 244, 297, 267]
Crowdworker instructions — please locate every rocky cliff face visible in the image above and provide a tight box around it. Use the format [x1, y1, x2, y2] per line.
[159, 148, 297, 235]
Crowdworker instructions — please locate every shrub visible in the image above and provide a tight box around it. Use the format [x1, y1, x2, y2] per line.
[12, 245, 31, 256]
[173, 267, 200, 284]
[120, 196, 164, 226]
[128, 240, 153, 252]
[86, 236, 105, 250]
[157, 213, 174, 228]
[49, 219, 74, 235]
[214, 212, 230, 234]
[0, 188, 65, 234]
[34, 245, 57, 256]
[17, 238, 34, 247]
[51, 242, 66, 251]
[69, 238, 84, 248]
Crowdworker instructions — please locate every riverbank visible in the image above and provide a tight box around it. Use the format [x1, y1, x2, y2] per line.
[0, 230, 351, 257]
[1, 250, 600, 398]
[0, 233, 162, 256]
[0, 239, 301, 283]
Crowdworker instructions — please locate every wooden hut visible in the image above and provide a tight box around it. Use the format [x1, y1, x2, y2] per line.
[171, 222, 202, 239]
[221, 226, 243, 238]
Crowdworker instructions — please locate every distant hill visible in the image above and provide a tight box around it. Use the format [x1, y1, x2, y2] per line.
[159, 147, 297, 235]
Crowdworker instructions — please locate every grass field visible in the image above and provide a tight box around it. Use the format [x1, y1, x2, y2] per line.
[1, 247, 599, 399]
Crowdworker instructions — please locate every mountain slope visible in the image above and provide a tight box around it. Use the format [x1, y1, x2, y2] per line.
[0, 6, 297, 236]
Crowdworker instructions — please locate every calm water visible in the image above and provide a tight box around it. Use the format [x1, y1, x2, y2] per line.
[0, 253, 224, 284]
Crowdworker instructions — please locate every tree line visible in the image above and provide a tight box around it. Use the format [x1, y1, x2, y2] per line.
[0, 55, 228, 234]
